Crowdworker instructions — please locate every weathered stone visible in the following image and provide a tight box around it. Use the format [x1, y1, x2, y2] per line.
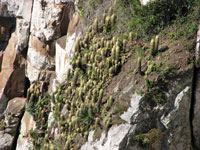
[195, 21, 200, 68]
[56, 12, 80, 82]
[0, 131, 13, 150]
[161, 86, 192, 149]
[81, 124, 133, 150]
[4, 97, 26, 116]
[192, 69, 200, 149]
[0, 33, 26, 100]
[120, 93, 142, 124]
[0, 32, 26, 106]
[16, 111, 36, 150]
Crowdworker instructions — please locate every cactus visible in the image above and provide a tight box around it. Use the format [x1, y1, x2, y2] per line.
[103, 13, 106, 24]
[88, 104, 93, 118]
[111, 14, 117, 27]
[150, 38, 155, 57]
[108, 6, 113, 16]
[115, 46, 120, 62]
[65, 140, 70, 150]
[105, 16, 110, 28]
[94, 18, 98, 33]
[27, 89, 31, 100]
[111, 47, 115, 61]
[75, 37, 81, 53]
[66, 68, 71, 80]
[129, 32, 133, 41]
[123, 39, 126, 52]
[155, 35, 159, 52]
[105, 118, 111, 131]
[88, 25, 92, 32]
[72, 68, 79, 87]
[84, 32, 89, 44]
[98, 89, 104, 104]
[109, 67, 114, 77]
[92, 88, 98, 102]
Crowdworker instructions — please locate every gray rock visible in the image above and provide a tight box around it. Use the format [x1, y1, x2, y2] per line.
[81, 124, 133, 150]
[192, 69, 200, 149]
[0, 131, 13, 150]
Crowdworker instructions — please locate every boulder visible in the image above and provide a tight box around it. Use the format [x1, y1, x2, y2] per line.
[81, 124, 133, 150]
[0, 131, 13, 150]
[16, 111, 36, 150]
[0, 33, 26, 101]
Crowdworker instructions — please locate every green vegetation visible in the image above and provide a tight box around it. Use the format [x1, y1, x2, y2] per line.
[119, 0, 200, 39]
[133, 128, 162, 149]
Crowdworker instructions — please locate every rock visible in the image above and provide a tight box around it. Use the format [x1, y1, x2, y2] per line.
[0, 94, 8, 114]
[195, 21, 200, 68]
[0, 131, 13, 150]
[120, 93, 143, 124]
[161, 86, 192, 149]
[56, 12, 80, 82]
[0, 51, 3, 71]
[0, 17, 15, 42]
[30, 0, 71, 42]
[139, 0, 155, 5]
[81, 124, 133, 150]
[26, 0, 74, 82]
[3, 97, 26, 137]
[16, 111, 36, 150]
[26, 35, 51, 82]
[4, 97, 26, 117]
[192, 69, 200, 149]
[0, 33, 26, 101]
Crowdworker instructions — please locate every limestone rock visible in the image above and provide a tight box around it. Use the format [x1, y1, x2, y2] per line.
[56, 12, 80, 82]
[16, 111, 36, 150]
[26, 0, 74, 82]
[120, 93, 143, 124]
[161, 86, 192, 149]
[81, 124, 133, 150]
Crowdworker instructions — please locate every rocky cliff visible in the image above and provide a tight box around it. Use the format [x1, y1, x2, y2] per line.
[0, 0, 200, 150]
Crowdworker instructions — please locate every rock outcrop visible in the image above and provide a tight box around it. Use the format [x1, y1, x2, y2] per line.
[0, 0, 199, 150]
[0, 97, 26, 150]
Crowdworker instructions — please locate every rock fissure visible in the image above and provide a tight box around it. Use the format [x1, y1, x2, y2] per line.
[190, 66, 197, 149]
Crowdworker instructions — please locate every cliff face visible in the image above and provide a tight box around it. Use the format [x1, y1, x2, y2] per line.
[0, 0, 199, 150]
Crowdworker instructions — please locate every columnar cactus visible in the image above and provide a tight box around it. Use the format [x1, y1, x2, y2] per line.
[111, 14, 117, 27]
[105, 16, 111, 28]
[75, 37, 81, 53]
[103, 13, 106, 24]
[129, 32, 133, 41]
[150, 38, 155, 57]
[72, 68, 79, 87]
[155, 35, 159, 52]
[94, 18, 98, 33]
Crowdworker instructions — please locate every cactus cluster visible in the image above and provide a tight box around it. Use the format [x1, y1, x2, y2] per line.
[150, 35, 159, 58]
[28, 7, 132, 150]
